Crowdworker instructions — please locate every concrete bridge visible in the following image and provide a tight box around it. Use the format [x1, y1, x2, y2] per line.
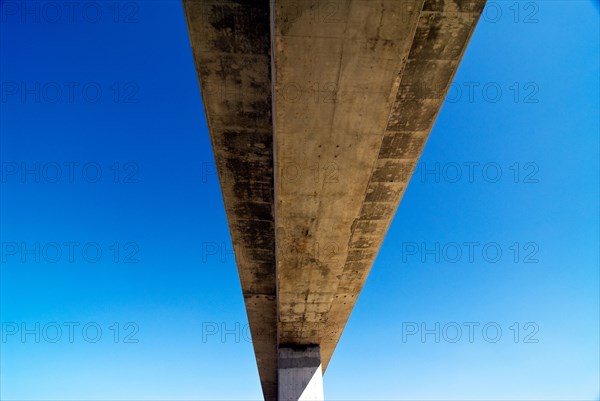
[183, 1, 485, 399]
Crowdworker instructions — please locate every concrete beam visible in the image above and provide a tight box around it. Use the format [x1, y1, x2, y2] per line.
[182, 1, 278, 399]
[184, 1, 485, 399]
[272, 0, 424, 363]
[317, 0, 486, 371]
[271, 0, 485, 372]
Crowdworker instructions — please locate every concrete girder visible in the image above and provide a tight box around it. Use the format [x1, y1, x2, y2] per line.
[183, 0, 485, 399]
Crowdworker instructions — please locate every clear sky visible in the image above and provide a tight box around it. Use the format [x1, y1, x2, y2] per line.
[0, 1, 598, 400]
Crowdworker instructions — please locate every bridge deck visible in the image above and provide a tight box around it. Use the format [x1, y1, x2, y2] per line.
[184, 1, 484, 399]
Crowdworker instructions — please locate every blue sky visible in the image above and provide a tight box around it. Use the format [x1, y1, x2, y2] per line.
[0, 1, 598, 400]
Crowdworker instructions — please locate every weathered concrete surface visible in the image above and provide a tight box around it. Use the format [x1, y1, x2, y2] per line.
[272, 0, 485, 373]
[184, 0, 484, 399]
[272, 0, 423, 367]
[182, 1, 278, 399]
[278, 345, 324, 401]
[317, 0, 486, 370]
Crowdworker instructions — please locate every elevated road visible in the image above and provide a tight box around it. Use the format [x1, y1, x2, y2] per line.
[183, 1, 485, 399]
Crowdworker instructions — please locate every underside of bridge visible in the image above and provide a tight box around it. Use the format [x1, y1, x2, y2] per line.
[183, 0, 485, 399]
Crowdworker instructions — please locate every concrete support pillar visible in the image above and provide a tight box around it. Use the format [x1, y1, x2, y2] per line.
[278, 345, 324, 401]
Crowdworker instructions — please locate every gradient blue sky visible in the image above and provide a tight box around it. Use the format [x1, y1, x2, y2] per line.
[1, 1, 599, 400]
